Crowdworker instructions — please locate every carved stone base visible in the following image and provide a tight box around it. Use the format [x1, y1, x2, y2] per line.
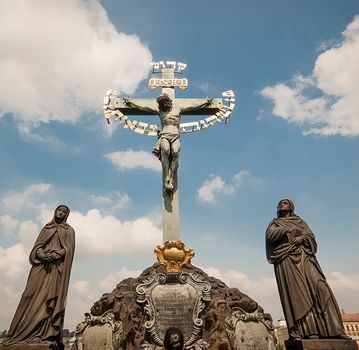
[0, 343, 59, 350]
[75, 263, 276, 350]
[285, 338, 357, 350]
[75, 310, 122, 350]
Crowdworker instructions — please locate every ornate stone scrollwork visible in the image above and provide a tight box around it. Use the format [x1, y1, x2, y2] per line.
[136, 272, 211, 350]
[225, 307, 276, 350]
[74, 310, 123, 350]
[72, 264, 278, 350]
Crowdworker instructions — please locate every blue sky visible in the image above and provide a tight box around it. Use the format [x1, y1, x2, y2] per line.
[0, 0, 359, 331]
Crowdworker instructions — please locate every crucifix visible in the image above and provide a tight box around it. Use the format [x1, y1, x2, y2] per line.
[103, 60, 235, 243]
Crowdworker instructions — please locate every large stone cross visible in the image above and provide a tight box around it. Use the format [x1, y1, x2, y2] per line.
[103, 61, 235, 243]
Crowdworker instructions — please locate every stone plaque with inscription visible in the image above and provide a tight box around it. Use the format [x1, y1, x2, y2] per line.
[82, 324, 113, 350]
[76, 263, 278, 350]
[233, 321, 275, 350]
[74, 311, 123, 350]
[136, 272, 211, 349]
[225, 308, 276, 350]
[152, 283, 197, 340]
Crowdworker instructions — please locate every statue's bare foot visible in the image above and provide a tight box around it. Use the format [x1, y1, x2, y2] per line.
[165, 177, 174, 192]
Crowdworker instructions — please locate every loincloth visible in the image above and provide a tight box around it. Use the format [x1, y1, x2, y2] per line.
[158, 132, 180, 144]
[152, 133, 180, 161]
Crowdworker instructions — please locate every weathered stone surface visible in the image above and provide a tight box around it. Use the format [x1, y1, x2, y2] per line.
[136, 272, 211, 349]
[0, 344, 57, 350]
[74, 263, 275, 350]
[285, 338, 357, 350]
[82, 323, 113, 350]
[225, 308, 276, 350]
[75, 310, 122, 350]
[152, 282, 197, 340]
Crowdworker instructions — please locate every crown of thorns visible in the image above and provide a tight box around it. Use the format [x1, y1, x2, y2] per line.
[156, 93, 172, 106]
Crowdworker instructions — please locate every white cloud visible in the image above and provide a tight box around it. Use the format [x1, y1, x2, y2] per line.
[17, 124, 82, 153]
[18, 220, 39, 251]
[0, 218, 44, 331]
[98, 267, 142, 291]
[0, 214, 19, 236]
[233, 170, 251, 187]
[261, 15, 359, 137]
[72, 280, 92, 296]
[192, 81, 213, 93]
[69, 209, 161, 259]
[0, 0, 152, 126]
[327, 272, 359, 313]
[90, 192, 130, 211]
[197, 170, 250, 203]
[204, 267, 359, 325]
[104, 149, 161, 172]
[1, 184, 159, 260]
[66, 280, 99, 330]
[197, 176, 233, 203]
[204, 267, 281, 322]
[0, 205, 161, 330]
[0, 244, 28, 283]
[1, 183, 133, 224]
[0, 183, 162, 330]
[0, 243, 29, 330]
[261, 78, 327, 125]
[0, 207, 161, 329]
[2, 183, 52, 211]
[65, 267, 142, 329]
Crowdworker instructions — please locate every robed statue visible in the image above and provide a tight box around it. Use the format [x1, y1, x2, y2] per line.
[265, 199, 350, 341]
[4, 205, 75, 350]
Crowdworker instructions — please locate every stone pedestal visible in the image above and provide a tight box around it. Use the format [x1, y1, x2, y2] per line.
[285, 338, 357, 350]
[0, 344, 58, 350]
[74, 263, 277, 350]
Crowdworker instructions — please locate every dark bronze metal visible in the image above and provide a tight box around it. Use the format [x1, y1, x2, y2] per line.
[266, 199, 351, 342]
[2, 205, 75, 350]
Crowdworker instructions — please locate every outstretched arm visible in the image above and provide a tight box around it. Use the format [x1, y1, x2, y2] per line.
[180, 97, 214, 114]
[123, 98, 158, 114]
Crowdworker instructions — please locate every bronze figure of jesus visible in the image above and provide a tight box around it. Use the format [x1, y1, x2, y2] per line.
[124, 94, 213, 192]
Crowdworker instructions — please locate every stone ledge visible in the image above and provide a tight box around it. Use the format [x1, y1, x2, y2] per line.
[285, 338, 357, 350]
[0, 343, 58, 350]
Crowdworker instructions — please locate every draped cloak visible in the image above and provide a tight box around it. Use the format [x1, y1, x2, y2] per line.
[6, 207, 75, 345]
[266, 215, 344, 338]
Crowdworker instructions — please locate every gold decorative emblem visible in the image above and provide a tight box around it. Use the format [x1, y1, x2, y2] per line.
[154, 240, 194, 273]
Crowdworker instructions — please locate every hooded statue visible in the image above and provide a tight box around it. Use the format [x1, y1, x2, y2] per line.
[5, 205, 75, 349]
[266, 199, 350, 339]
[266, 199, 348, 341]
